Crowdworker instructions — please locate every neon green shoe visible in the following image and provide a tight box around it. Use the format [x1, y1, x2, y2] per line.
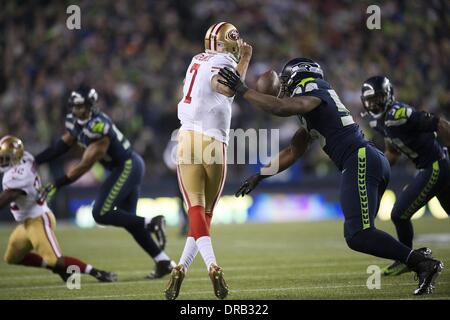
[381, 261, 410, 276]
[382, 247, 433, 276]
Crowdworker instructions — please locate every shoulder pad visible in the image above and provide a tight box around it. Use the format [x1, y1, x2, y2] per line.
[385, 103, 413, 127]
[3, 165, 32, 191]
[85, 114, 111, 138]
[22, 151, 35, 163]
[211, 53, 236, 68]
[292, 78, 330, 96]
[292, 78, 319, 96]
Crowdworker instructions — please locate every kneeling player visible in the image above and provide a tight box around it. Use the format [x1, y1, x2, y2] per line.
[0, 135, 116, 283]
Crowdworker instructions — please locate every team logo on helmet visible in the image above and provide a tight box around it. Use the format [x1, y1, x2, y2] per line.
[227, 29, 240, 41]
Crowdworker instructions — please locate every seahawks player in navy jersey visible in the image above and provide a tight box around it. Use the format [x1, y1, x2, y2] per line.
[36, 85, 175, 279]
[361, 76, 450, 276]
[219, 59, 444, 295]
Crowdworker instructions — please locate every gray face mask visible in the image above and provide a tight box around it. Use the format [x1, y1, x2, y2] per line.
[76, 111, 92, 126]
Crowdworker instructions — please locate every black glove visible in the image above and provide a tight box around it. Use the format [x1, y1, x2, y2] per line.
[218, 67, 249, 95]
[235, 174, 263, 197]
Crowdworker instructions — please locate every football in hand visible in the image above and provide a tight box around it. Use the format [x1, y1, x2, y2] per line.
[256, 70, 281, 96]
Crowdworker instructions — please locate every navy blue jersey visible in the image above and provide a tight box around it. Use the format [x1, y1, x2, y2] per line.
[65, 112, 132, 170]
[369, 102, 445, 169]
[293, 78, 367, 170]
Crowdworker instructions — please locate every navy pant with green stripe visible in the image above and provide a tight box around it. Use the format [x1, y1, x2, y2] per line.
[391, 157, 450, 248]
[342, 145, 413, 263]
[92, 152, 161, 258]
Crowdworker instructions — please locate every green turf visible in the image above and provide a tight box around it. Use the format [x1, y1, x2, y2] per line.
[0, 217, 449, 300]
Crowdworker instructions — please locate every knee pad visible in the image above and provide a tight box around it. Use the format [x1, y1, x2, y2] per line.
[345, 229, 372, 252]
[345, 235, 358, 251]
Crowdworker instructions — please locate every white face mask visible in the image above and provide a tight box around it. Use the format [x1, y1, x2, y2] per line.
[75, 111, 92, 126]
[77, 118, 90, 125]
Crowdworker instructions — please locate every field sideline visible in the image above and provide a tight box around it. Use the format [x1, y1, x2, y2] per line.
[0, 217, 449, 300]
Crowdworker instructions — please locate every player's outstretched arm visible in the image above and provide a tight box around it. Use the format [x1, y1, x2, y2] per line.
[244, 89, 321, 117]
[35, 132, 76, 165]
[65, 136, 110, 183]
[218, 67, 321, 116]
[38, 136, 110, 202]
[0, 189, 25, 209]
[236, 128, 310, 197]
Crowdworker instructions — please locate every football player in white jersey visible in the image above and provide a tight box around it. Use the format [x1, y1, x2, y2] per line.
[165, 22, 252, 300]
[0, 135, 117, 283]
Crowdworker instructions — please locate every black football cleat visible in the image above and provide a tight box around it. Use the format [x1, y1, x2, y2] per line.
[91, 269, 118, 282]
[146, 260, 175, 280]
[382, 247, 432, 276]
[412, 258, 444, 295]
[416, 247, 433, 258]
[53, 269, 70, 283]
[148, 215, 167, 250]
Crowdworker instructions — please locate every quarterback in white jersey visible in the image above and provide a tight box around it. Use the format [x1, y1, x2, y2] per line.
[166, 22, 252, 300]
[0, 135, 116, 283]
[178, 51, 237, 144]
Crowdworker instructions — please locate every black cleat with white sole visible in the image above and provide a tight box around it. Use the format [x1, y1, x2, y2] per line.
[146, 260, 175, 280]
[148, 215, 167, 250]
[91, 269, 118, 282]
[412, 259, 444, 295]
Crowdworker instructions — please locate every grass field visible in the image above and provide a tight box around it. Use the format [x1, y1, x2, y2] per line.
[0, 217, 449, 300]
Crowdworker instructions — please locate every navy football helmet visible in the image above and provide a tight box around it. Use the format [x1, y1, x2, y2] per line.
[68, 85, 98, 109]
[279, 58, 324, 97]
[361, 76, 394, 119]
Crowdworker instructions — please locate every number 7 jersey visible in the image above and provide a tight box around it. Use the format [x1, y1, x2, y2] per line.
[2, 152, 50, 222]
[178, 51, 238, 145]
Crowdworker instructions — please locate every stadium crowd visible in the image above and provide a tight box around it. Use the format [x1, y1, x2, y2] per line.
[1, 0, 449, 183]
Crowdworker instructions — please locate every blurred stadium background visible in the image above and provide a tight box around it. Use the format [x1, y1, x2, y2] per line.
[1, 0, 450, 300]
[0, 1, 449, 228]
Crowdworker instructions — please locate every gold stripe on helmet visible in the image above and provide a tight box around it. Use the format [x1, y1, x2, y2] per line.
[204, 22, 241, 62]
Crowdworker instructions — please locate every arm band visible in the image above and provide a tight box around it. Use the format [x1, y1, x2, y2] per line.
[35, 139, 71, 165]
